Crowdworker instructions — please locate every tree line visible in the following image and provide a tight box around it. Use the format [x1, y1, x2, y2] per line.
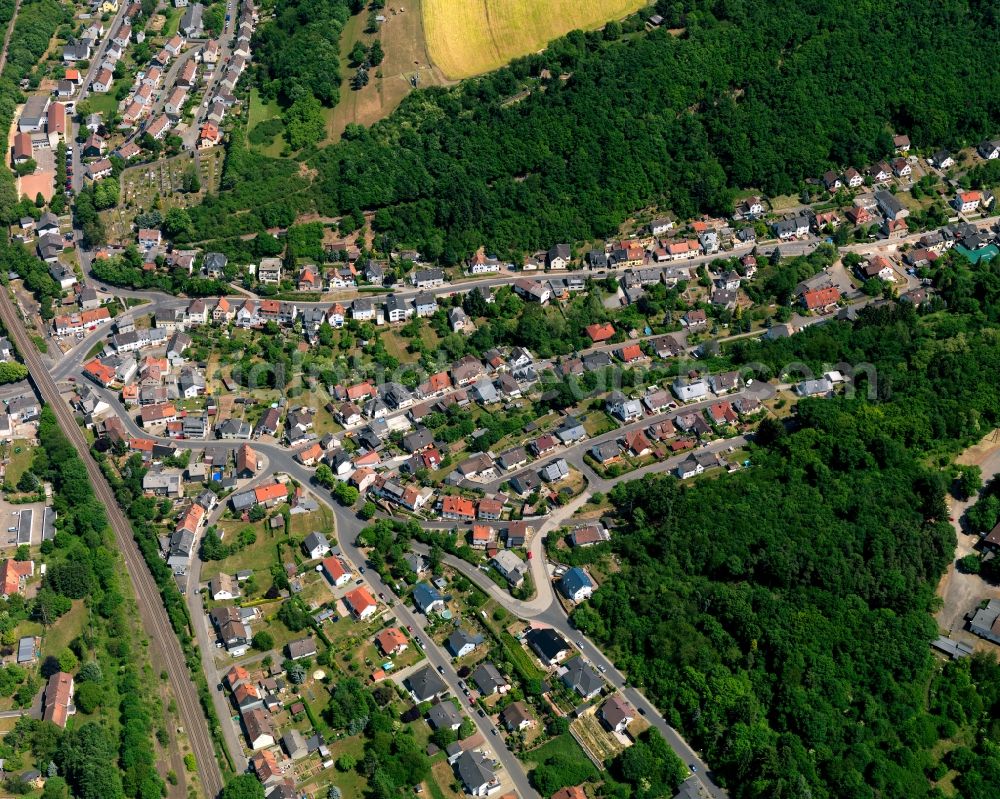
[571, 296, 1000, 799]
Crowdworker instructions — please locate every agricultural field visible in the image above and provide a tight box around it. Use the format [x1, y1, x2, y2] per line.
[422, 0, 646, 78]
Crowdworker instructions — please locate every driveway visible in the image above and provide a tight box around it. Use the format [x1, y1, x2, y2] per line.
[936, 433, 1000, 645]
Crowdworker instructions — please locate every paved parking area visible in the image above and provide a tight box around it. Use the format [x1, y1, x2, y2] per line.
[0, 497, 50, 550]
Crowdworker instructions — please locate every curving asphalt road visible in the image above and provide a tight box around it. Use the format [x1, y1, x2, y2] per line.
[72, 367, 736, 796]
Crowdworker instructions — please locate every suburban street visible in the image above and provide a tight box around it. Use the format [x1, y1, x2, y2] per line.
[0, 293, 225, 798]
[69, 0, 131, 194]
[21, 184, 977, 799]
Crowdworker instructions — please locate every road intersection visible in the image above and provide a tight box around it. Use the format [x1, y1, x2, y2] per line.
[15, 221, 929, 798]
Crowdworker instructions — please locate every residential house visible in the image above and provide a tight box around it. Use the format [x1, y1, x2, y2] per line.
[968, 599, 1000, 645]
[446, 628, 483, 659]
[470, 524, 496, 549]
[441, 495, 476, 521]
[555, 415, 586, 444]
[242, 707, 274, 750]
[560, 567, 594, 603]
[681, 308, 707, 329]
[585, 322, 615, 343]
[286, 638, 317, 661]
[525, 627, 571, 666]
[795, 377, 834, 397]
[254, 482, 287, 507]
[414, 291, 437, 317]
[771, 216, 810, 239]
[321, 556, 351, 588]
[302, 532, 330, 560]
[540, 458, 570, 482]
[844, 167, 864, 188]
[210, 573, 239, 601]
[875, 189, 908, 220]
[606, 391, 643, 422]
[180, 2, 203, 36]
[411, 268, 445, 288]
[624, 429, 653, 457]
[707, 401, 738, 426]
[600, 695, 635, 732]
[406, 666, 447, 703]
[672, 376, 708, 402]
[375, 627, 408, 656]
[257, 258, 282, 284]
[92, 68, 114, 93]
[42, 672, 75, 728]
[822, 170, 842, 191]
[0, 560, 34, 597]
[413, 582, 445, 615]
[427, 702, 463, 731]
[500, 700, 535, 732]
[569, 524, 609, 547]
[471, 662, 511, 696]
[883, 218, 908, 240]
[491, 550, 526, 587]
[281, 728, 308, 761]
[512, 278, 551, 304]
[801, 286, 841, 313]
[932, 150, 955, 169]
[561, 655, 604, 700]
[344, 586, 378, 620]
[448, 306, 468, 331]
[455, 750, 498, 797]
[954, 190, 983, 214]
[546, 243, 571, 269]
[589, 440, 621, 466]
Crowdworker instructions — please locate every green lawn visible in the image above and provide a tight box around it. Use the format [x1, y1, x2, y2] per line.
[40, 600, 88, 660]
[4, 440, 36, 486]
[290, 505, 334, 539]
[160, 7, 181, 38]
[247, 88, 286, 157]
[524, 732, 597, 772]
[301, 734, 367, 796]
[200, 521, 279, 595]
[85, 93, 119, 118]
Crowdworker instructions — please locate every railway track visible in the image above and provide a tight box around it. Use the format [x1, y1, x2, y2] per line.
[0, 293, 224, 799]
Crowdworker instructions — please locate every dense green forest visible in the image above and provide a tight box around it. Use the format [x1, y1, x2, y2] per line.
[252, 0, 353, 107]
[187, 0, 1000, 257]
[570, 300, 1000, 799]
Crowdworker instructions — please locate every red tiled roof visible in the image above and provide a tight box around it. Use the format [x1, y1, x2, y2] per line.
[42, 672, 73, 727]
[0, 559, 33, 596]
[428, 372, 451, 391]
[442, 495, 475, 517]
[802, 286, 841, 310]
[375, 627, 408, 654]
[254, 482, 287, 503]
[585, 322, 615, 342]
[321, 556, 347, 583]
[472, 524, 495, 542]
[83, 358, 115, 385]
[620, 344, 643, 362]
[176, 503, 204, 534]
[345, 586, 377, 616]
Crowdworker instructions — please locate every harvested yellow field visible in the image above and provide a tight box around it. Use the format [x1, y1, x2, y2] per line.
[422, 0, 647, 79]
